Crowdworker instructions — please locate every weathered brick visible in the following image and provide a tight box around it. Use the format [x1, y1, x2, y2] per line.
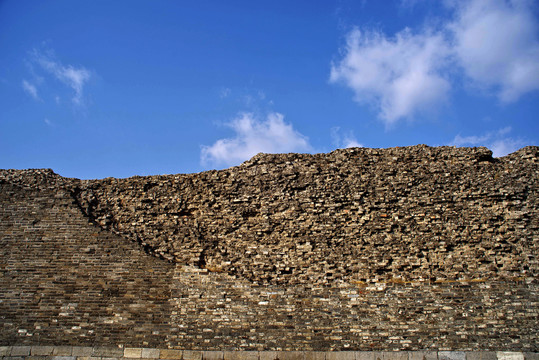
[10, 347, 31, 356]
[91, 348, 123, 357]
[0, 348, 12, 357]
[328, 353, 355, 360]
[203, 352, 224, 360]
[31, 346, 54, 356]
[497, 353, 524, 360]
[259, 352, 278, 360]
[438, 352, 465, 360]
[304, 352, 326, 360]
[356, 352, 374, 360]
[52, 347, 73, 356]
[72, 347, 94, 357]
[183, 351, 202, 360]
[409, 352, 437, 360]
[467, 352, 497, 360]
[160, 350, 183, 360]
[142, 349, 161, 359]
[224, 351, 259, 360]
[125, 348, 143, 358]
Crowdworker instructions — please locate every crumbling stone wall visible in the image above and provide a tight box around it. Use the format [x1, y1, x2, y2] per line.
[72, 145, 538, 285]
[1, 145, 538, 350]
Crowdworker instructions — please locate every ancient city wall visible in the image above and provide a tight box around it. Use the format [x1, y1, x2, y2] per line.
[1, 145, 538, 352]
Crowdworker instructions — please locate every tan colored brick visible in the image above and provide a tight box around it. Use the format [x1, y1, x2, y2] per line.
[160, 349, 183, 360]
[125, 348, 143, 358]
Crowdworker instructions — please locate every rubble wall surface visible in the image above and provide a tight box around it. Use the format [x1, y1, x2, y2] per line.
[0, 145, 537, 351]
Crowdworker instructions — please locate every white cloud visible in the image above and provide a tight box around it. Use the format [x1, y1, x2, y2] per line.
[449, 0, 539, 102]
[22, 80, 39, 100]
[330, 27, 451, 126]
[332, 0, 539, 124]
[331, 127, 363, 148]
[450, 126, 526, 157]
[31, 49, 91, 105]
[201, 112, 312, 167]
[343, 137, 363, 148]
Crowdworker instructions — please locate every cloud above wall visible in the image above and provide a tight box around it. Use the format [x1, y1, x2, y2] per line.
[330, 27, 451, 126]
[331, 127, 363, 148]
[450, 126, 526, 157]
[449, 0, 539, 103]
[201, 112, 312, 167]
[331, 0, 539, 125]
[24, 47, 92, 106]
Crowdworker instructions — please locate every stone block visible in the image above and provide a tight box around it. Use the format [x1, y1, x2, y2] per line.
[224, 351, 259, 360]
[203, 351, 224, 360]
[356, 352, 374, 360]
[497, 353, 524, 360]
[409, 351, 437, 360]
[51, 356, 76, 360]
[439, 352, 465, 360]
[92, 347, 123, 357]
[466, 352, 497, 360]
[125, 348, 143, 358]
[52, 347, 73, 356]
[142, 348, 161, 359]
[326, 352, 354, 360]
[160, 349, 183, 360]
[380, 352, 408, 360]
[304, 352, 326, 360]
[183, 351, 203, 360]
[10, 347, 31, 356]
[71, 347, 94, 357]
[523, 353, 539, 360]
[31, 346, 54, 356]
[0, 347, 12, 356]
[259, 351, 278, 360]
[279, 352, 304, 360]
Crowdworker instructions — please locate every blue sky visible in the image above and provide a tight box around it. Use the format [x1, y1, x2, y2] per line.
[1, 0, 538, 179]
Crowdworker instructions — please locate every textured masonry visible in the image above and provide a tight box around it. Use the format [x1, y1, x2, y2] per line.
[0, 346, 537, 360]
[0, 145, 537, 350]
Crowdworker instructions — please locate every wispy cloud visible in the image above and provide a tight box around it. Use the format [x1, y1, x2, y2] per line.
[330, 27, 451, 127]
[201, 112, 312, 167]
[332, 0, 539, 125]
[22, 80, 39, 100]
[25, 47, 92, 106]
[33, 50, 91, 105]
[448, 0, 539, 102]
[450, 126, 526, 157]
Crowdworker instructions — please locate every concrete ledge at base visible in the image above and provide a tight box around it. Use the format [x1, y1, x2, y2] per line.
[0, 347, 537, 360]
